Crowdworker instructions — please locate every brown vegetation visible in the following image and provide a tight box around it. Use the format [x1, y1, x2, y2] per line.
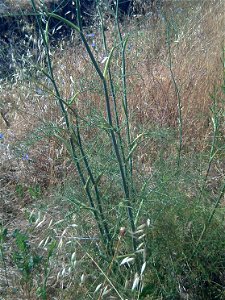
[0, 1, 224, 298]
[1, 0, 224, 180]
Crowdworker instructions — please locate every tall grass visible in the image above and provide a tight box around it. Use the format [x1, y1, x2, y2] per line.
[0, 0, 224, 299]
[28, 0, 146, 259]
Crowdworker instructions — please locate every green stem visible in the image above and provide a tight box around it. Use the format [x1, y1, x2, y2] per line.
[199, 89, 220, 201]
[98, 5, 128, 186]
[192, 182, 225, 258]
[34, 3, 137, 252]
[115, 1, 134, 193]
[74, 112, 113, 254]
[30, 0, 110, 253]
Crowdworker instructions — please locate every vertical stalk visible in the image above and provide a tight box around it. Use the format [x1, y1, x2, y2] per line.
[115, 1, 134, 192]
[199, 90, 219, 200]
[77, 9, 137, 250]
[74, 109, 113, 254]
[166, 21, 183, 168]
[193, 47, 225, 257]
[199, 47, 224, 200]
[30, 0, 112, 255]
[33, 0, 137, 252]
[97, 5, 128, 184]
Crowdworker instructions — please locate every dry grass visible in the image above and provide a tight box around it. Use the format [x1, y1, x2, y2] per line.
[127, 0, 224, 149]
[2, 0, 56, 14]
[0, 0, 224, 192]
[0, 1, 224, 298]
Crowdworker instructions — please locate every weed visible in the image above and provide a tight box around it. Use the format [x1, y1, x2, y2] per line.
[0, 225, 9, 287]
[12, 229, 43, 298]
[0, 0, 224, 299]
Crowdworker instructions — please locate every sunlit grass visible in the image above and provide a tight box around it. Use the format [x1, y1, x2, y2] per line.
[0, 0, 224, 299]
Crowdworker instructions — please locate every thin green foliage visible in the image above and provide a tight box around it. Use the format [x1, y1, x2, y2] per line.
[0, 225, 9, 287]
[30, 0, 138, 257]
[30, 0, 113, 255]
[1, 1, 224, 298]
[199, 85, 225, 199]
[12, 229, 43, 299]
